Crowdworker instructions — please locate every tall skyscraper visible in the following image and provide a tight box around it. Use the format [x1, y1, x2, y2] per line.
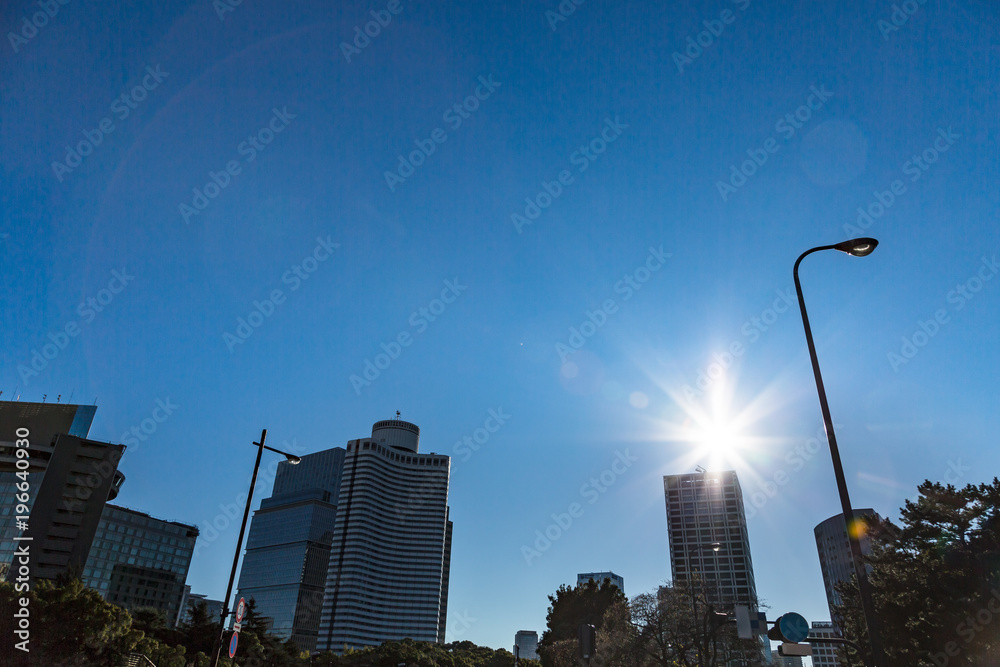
[82, 504, 198, 627]
[577, 571, 624, 593]
[814, 509, 879, 622]
[0, 400, 104, 577]
[663, 470, 759, 609]
[514, 630, 539, 661]
[236, 447, 345, 653]
[317, 418, 452, 653]
[664, 470, 770, 663]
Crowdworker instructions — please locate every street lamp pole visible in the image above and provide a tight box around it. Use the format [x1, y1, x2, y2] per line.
[208, 429, 301, 667]
[793, 238, 885, 667]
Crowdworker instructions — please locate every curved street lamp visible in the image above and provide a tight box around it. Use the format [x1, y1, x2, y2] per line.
[793, 238, 884, 667]
[209, 429, 301, 667]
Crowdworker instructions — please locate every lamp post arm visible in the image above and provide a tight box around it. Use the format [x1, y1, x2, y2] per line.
[261, 442, 296, 458]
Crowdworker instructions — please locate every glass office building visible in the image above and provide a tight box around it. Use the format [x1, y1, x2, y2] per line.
[236, 447, 345, 653]
[82, 504, 198, 627]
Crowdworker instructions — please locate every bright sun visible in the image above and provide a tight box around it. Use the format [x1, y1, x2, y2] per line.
[646, 368, 785, 474]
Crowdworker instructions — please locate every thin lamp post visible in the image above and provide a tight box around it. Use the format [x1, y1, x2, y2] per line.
[208, 429, 301, 667]
[793, 238, 884, 667]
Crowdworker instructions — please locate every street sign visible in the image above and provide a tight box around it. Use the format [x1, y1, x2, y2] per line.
[233, 622, 242, 632]
[735, 606, 768, 638]
[735, 605, 751, 639]
[752, 612, 767, 636]
[236, 597, 247, 624]
[229, 632, 239, 658]
[778, 612, 810, 643]
[779, 642, 812, 657]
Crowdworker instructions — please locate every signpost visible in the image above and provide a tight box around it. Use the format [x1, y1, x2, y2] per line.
[777, 612, 810, 643]
[229, 597, 246, 659]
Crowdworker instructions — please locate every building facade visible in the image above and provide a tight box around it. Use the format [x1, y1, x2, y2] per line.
[772, 652, 804, 667]
[236, 447, 345, 653]
[809, 621, 845, 666]
[514, 630, 539, 661]
[0, 401, 104, 578]
[82, 504, 198, 627]
[664, 470, 770, 662]
[17, 433, 125, 583]
[814, 509, 879, 622]
[317, 419, 452, 653]
[663, 470, 759, 608]
[577, 571, 624, 593]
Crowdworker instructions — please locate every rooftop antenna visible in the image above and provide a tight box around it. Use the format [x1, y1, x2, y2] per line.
[396, 410, 401, 419]
[57, 394, 61, 403]
[695, 465, 706, 473]
[42, 394, 47, 403]
[68, 389, 75, 403]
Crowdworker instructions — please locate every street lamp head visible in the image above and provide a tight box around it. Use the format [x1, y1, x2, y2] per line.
[286, 455, 302, 465]
[709, 542, 721, 552]
[834, 237, 879, 257]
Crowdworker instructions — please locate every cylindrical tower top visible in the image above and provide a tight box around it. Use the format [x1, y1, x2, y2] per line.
[371, 419, 420, 453]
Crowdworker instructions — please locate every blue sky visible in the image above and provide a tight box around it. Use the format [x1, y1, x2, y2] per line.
[2, 0, 998, 657]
